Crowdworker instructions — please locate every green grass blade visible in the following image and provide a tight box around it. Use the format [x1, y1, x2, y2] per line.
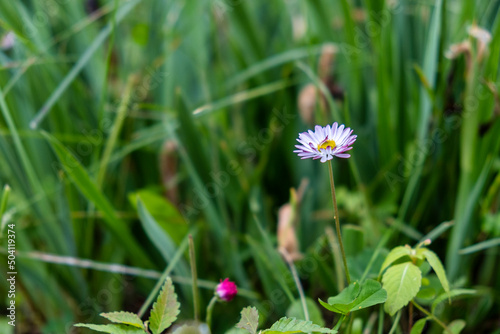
[41, 131, 153, 267]
[295, 61, 341, 121]
[398, 0, 444, 221]
[228, 44, 333, 86]
[0, 86, 43, 195]
[446, 157, 493, 279]
[458, 238, 500, 255]
[29, 0, 141, 129]
[417, 221, 454, 245]
[193, 80, 293, 117]
[0, 184, 11, 234]
[138, 231, 194, 318]
[136, 197, 190, 276]
[97, 74, 135, 187]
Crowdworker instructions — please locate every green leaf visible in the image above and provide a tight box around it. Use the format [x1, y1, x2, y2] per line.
[129, 189, 188, 244]
[74, 323, 146, 334]
[319, 280, 386, 315]
[348, 280, 387, 312]
[321, 281, 360, 314]
[382, 262, 422, 316]
[287, 298, 325, 327]
[262, 317, 336, 333]
[318, 299, 342, 315]
[445, 319, 466, 334]
[148, 277, 180, 334]
[420, 248, 450, 294]
[236, 306, 259, 334]
[379, 246, 412, 274]
[136, 197, 189, 272]
[410, 318, 428, 334]
[100, 312, 145, 330]
[431, 289, 476, 314]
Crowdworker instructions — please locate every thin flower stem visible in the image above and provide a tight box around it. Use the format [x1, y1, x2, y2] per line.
[325, 227, 345, 291]
[411, 300, 453, 334]
[377, 306, 384, 334]
[333, 314, 347, 331]
[206, 296, 218, 330]
[409, 300, 414, 331]
[387, 310, 401, 334]
[280, 248, 309, 322]
[346, 314, 354, 333]
[328, 160, 351, 285]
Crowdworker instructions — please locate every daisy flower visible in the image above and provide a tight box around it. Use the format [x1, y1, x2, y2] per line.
[294, 122, 357, 162]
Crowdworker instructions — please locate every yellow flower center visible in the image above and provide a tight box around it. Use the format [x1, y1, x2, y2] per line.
[317, 139, 336, 150]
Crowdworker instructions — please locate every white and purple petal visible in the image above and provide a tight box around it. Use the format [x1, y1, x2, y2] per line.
[294, 122, 357, 163]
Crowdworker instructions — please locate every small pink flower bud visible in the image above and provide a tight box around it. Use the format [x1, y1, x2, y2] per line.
[215, 278, 237, 302]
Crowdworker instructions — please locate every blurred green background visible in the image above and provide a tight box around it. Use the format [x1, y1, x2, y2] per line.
[0, 0, 500, 333]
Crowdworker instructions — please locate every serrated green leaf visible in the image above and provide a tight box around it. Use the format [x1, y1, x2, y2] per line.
[382, 262, 422, 316]
[445, 319, 466, 334]
[148, 277, 180, 334]
[320, 280, 386, 315]
[420, 248, 450, 294]
[100, 312, 145, 330]
[431, 289, 476, 314]
[410, 318, 428, 334]
[74, 323, 146, 334]
[262, 317, 336, 333]
[379, 246, 412, 274]
[236, 306, 259, 334]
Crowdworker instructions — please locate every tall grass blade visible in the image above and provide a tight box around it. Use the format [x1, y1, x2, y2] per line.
[29, 0, 141, 129]
[42, 131, 153, 267]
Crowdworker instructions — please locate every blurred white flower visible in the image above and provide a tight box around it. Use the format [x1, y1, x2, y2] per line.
[1, 31, 15, 50]
[468, 24, 492, 44]
[468, 24, 491, 61]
